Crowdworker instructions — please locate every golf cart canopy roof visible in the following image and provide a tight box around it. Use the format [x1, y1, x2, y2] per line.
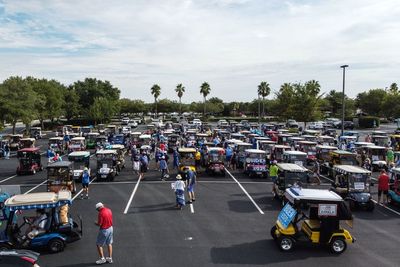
[333, 165, 371, 174]
[277, 163, 308, 172]
[364, 145, 386, 150]
[391, 167, 400, 174]
[316, 145, 338, 150]
[236, 142, 252, 147]
[17, 147, 40, 153]
[49, 137, 63, 141]
[110, 144, 125, 150]
[20, 138, 35, 142]
[68, 151, 90, 157]
[285, 188, 343, 203]
[208, 147, 225, 152]
[245, 149, 266, 154]
[47, 161, 73, 169]
[139, 134, 151, 139]
[283, 151, 307, 156]
[71, 137, 85, 141]
[5, 191, 72, 211]
[140, 145, 152, 150]
[274, 145, 291, 149]
[178, 147, 196, 153]
[96, 149, 117, 155]
[298, 141, 317, 145]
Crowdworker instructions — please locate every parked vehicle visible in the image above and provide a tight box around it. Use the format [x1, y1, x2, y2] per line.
[315, 145, 338, 163]
[206, 147, 226, 176]
[167, 134, 180, 153]
[320, 150, 359, 176]
[331, 165, 374, 211]
[80, 126, 92, 137]
[86, 132, 100, 149]
[96, 150, 118, 181]
[243, 149, 267, 177]
[46, 161, 76, 193]
[48, 137, 64, 155]
[236, 142, 253, 168]
[388, 167, 400, 206]
[272, 145, 291, 162]
[20, 138, 35, 149]
[0, 249, 41, 267]
[318, 135, 335, 146]
[68, 151, 91, 183]
[282, 151, 307, 167]
[277, 134, 292, 145]
[69, 137, 85, 152]
[108, 144, 126, 172]
[10, 134, 23, 151]
[272, 163, 310, 199]
[95, 135, 108, 149]
[286, 119, 299, 129]
[0, 191, 82, 253]
[111, 134, 125, 146]
[16, 148, 43, 175]
[363, 145, 387, 171]
[30, 126, 43, 139]
[271, 187, 354, 254]
[177, 147, 197, 175]
[371, 135, 389, 147]
[335, 121, 355, 130]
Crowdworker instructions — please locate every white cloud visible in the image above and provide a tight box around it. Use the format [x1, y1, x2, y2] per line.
[0, 0, 399, 102]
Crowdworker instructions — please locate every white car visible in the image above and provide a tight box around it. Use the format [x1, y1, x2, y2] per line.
[121, 117, 130, 125]
[308, 121, 324, 130]
[128, 120, 138, 128]
[192, 119, 202, 126]
[122, 127, 131, 135]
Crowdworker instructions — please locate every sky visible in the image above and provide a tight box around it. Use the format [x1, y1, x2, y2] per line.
[0, 0, 399, 102]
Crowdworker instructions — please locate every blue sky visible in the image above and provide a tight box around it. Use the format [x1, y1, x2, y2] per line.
[0, 0, 399, 102]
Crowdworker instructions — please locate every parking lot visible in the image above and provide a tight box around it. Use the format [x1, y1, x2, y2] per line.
[0, 137, 400, 267]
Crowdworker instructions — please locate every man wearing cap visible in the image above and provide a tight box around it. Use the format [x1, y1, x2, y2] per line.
[95, 202, 113, 265]
[81, 167, 90, 199]
[269, 161, 279, 194]
[173, 175, 186, 209]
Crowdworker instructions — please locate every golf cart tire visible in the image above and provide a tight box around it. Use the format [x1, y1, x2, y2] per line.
[270, 226, 277, 240]
[367, 200, 375, 212]
[48, 238, 65, 253]
[387, 195, 393, 205]
[329, 237, 347, 254]
[0, 243, 11, 251]
[278, 236, 295, 252]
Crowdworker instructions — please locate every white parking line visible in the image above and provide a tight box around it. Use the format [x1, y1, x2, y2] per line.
[0, 175, 17, 184]
[225, 169, 264, 215]
[123, 178, 141, 214]
[24, 180, 47, 194]
[190, 203, 194, 213]
[72, 178, 97, 201]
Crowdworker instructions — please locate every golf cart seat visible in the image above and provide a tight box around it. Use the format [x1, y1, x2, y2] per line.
[53, 210, 73, 233]
[304, 219, 321, 231]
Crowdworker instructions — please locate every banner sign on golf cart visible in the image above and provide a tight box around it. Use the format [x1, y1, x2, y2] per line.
[278, 203, 297, 229]
[318, 204, 337, 216]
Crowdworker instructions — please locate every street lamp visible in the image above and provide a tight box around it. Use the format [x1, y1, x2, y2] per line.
[340, 65, 349, 137]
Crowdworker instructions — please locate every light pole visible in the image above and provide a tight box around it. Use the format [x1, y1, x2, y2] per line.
[340, 65, 349, 137]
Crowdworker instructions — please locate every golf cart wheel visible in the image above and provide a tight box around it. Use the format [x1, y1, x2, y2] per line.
[270, 226, 278, 240]
[48, 238, 65, 253]
[330, 237, 347, 254]
[278, 236, 295, 252]
[0, 243, 11, 251]
[387, 195, 393, 205]
[367, 200, 375, 212]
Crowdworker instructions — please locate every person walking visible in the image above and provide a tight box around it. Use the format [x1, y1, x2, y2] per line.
[230, 151, 238, 170]
[139, 152, 149, 180]
[269, 160, 279, 193]
[225, 146, 233, 168]
[173, 149, 180, 171]
[186, 168, 197, 203]
[4, 143, 10, 160]
[159, 156, 169, 180]
[387, 148, 394, 165]
[94, 202, 113, 265]
[173, 174, 186, 209]
[195, 149, 201, 170]
[80, 167, 90, 199]
[378, 170, 390, 204]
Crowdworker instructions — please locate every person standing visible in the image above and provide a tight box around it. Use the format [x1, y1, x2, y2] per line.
[4, 143, 10, 160]
[139, 152, 149, 180]
[269, 160, 279, 192]
[81, 168, 90, 199]
[195, 149, 201, 169]
[387, 148, 394, 165]
[173, 149, 180, 170]
[225, 146, 233, 167]
[378, 170, 389, 204]
[95, 202, 113, 265]
[230, 151, 238, 170]
[159, 156, 169, 180]
[186, 168, 197, 203]
[173, 175, 186, 209]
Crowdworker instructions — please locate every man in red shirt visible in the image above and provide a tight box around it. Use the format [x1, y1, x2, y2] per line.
[95, 202, 113, 265]
[378, 170, 389, 204]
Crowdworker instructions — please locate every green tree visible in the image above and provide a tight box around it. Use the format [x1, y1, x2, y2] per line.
[275, 83, 295, 120]
[389, 83, 399, 94]
[0, 76, 37, 133]
[291, 80, 323, 126]
[150, 84, 161, 117]
[200, 82, 211, 116]
[175, 83, 185, 114]
[257, 81, 271, 117]
[89, 97, 119, 125]
[63, 86, 80, 121]
[355, 89, 387, 116]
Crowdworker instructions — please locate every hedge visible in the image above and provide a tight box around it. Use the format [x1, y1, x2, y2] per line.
[358, 116, 380, 128]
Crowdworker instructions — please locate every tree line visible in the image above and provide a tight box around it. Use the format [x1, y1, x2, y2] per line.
[0, 76, 398, 132]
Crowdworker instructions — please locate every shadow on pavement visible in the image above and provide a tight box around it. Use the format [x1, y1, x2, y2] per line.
[129, 202, 178, 214]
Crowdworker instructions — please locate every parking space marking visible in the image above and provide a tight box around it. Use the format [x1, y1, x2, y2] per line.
[225, 169, 264, 215]
[72, 178, 97, 201]
[24, 180, 47, 194]
[0, 175, 17, 184]
[123, 178, 141, 214]
[190, 203, 194, 213]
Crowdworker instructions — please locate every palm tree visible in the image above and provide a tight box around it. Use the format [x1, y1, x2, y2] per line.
[150, 84, 161, 118]
[175, 83, 185, 114]
[257, 81, 271, 117]
[200, 82, 211, 116]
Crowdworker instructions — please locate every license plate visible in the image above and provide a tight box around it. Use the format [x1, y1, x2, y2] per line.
[101, 175, 107, 178]
[256, 172, 262, 175]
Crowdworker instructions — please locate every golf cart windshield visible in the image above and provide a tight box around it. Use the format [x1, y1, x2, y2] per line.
[340, 155, 358, 165]
[283, 172, 309, 188]
[47, 167, 70, 182]
[349, 173, 368, 191]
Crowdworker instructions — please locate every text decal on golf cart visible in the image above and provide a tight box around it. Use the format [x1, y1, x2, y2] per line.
[318, 204, 337, 216]
[278, 203, 297, 229]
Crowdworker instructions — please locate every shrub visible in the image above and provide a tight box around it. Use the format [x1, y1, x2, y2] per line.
[358, 116, 380, 128]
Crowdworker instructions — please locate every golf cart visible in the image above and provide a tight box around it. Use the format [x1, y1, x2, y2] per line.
[236, 142, 253, 168]
[0, 191, 82, 253]
[321, 150, 359, 177]
[95, 135, 108, 149]
[167, 134, 181, 153]
[30, 127, 43, 139]
[16, 148, 43, 175]
[243, 149, 267, 177]
[363, 145, 387, 171]
[331, 165, 374, 211]
[86, 132, 100, 149]
[96, 150, 118, 181]
[371, 135, 389, 147]
[318, 135, 335, 146]
[271, 187, 354, 254]
[177, 147, 197, 175]
[111, 134, 125, 146]
[68, 137, 85, 152]
[206, 147, 226, 176]
[10, 135, 23, 151]
[315, 145, 338, 163]
[108, 144, 126, 172]
[20, 138, 35, 149]
[272, 145, 291, 162]
[272, 163, 311, 200]
[46, 161, 76, 194]
[68, 151, 91, 183]
[80, 126, 92, 138]
[282, 151, 307, 167]
[388, 167, 400, 206]
[48, 137, 64, 155]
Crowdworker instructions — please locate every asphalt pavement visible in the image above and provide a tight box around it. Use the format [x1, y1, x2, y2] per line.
[0, 137, 399, 267]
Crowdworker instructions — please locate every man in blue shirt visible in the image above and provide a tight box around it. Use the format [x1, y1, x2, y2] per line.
[186, 168, 197, 203]
[81, 167, 90, 199]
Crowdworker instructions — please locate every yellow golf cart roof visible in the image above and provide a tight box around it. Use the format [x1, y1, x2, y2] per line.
[333, 165, 371, 174]
[178, 147, 196, 153]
